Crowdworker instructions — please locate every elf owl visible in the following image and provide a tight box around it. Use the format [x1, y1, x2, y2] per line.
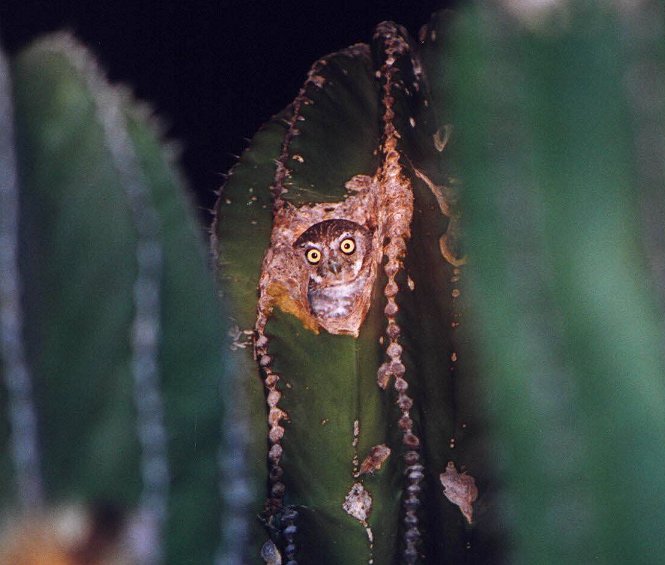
[293, 219, 374, 325]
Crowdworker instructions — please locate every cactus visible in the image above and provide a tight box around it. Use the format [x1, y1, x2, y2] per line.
[4, 3, 665, 564]
[0, 34, 230, 564]
[213, 17, 488, 565]
[447, 1, 665, 563]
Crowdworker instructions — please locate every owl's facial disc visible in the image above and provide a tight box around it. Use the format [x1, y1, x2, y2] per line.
[325, 233, 355, 276]
[294, 219, 370, 285]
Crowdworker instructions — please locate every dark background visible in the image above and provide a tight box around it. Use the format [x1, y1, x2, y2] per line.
[0, 1, 454, 219]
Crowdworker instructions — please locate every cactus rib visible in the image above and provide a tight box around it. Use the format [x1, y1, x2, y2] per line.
[372, 22, 423, 564]
[0, 33, 44, 511]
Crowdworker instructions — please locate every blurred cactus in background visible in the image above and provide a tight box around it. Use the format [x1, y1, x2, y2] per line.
[2, 1, 665, 564]
[447, 1, 665, 563]
[0, 34, 232, 564]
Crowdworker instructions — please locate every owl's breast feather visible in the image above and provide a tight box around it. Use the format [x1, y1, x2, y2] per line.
[307, 276, 366, 319]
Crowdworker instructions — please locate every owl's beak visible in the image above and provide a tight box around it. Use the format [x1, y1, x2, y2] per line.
[328, 260, 342, 275]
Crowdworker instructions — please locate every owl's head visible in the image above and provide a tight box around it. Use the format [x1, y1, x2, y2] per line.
[293, 219, 372, 285]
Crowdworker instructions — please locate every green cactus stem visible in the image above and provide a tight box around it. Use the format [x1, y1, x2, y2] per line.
[213, 15, 483, 565]
[448, 1, 665, 563]
[0, 33, 230, 564]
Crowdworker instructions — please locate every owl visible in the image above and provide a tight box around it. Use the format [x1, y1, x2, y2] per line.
[293, 219, 373, 326]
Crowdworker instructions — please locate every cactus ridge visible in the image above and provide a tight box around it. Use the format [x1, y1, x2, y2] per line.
[0, 36, 44, 511]
[46, 35, 171, 561]
[372, 21, 423, 564]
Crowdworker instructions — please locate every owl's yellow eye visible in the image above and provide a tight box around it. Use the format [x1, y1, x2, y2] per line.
[306, 248, 322, 264]
[340, 237, 356, 254]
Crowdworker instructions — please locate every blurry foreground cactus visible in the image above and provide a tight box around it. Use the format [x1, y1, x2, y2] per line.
[448, 2, 665, 562]
[0, 34, 230, 564]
